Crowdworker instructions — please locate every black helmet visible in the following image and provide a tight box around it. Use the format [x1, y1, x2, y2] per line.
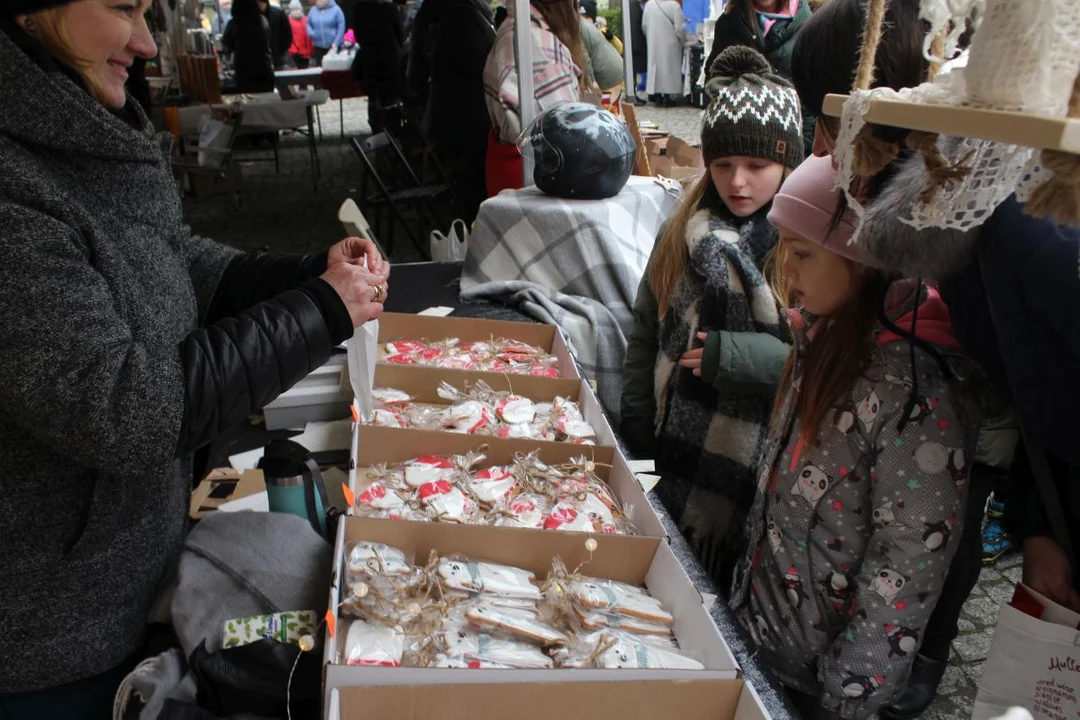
[521, 103, 637, 200]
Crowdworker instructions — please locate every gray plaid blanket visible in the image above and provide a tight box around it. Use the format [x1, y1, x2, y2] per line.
[459, 177, 680, 421]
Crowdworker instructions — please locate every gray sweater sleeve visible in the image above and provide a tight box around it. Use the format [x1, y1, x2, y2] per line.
[0, 202, 184, 477]
[174, 225, 243, 324]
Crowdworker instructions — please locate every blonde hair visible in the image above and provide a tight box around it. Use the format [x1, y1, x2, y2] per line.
[651, 166, 790, 317]
[24, 9, 111, 105]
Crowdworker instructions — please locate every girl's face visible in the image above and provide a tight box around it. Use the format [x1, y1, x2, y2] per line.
[21, 0, 157, 109]
[779, 231, 862, 317]
[709, 156, 786, 218]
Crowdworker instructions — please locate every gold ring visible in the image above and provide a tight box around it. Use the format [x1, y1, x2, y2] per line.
[371, 284, 385, 302]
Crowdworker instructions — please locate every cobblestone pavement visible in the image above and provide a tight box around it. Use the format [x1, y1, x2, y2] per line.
[182, 99, 1015, 718]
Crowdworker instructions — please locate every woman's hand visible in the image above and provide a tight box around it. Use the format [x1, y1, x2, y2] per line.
[677, 332, 709, 377]
[320, 262, 388, 328]
[1023, 536, 1080, 611]
[327, 236, 390, 283]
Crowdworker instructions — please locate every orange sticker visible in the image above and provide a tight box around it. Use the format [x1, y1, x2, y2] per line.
[350, 404, 360, 424]
[342, 483, 355, 509]
[325, 609, 336, 639]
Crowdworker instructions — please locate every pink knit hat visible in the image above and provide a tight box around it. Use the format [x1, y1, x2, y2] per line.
[767, 155, 882, 268]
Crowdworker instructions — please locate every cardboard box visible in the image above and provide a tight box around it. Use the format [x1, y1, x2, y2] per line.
[327, 678, 772, 720]
[377, 313, 580, 381]
[367, 364, 619, 448]
[189, 468, 266, 519]
[350, 424, 667, 540]
[263, 354, 351, 430]
[323, 517, 740, 708]
[667, 136, 703, 168]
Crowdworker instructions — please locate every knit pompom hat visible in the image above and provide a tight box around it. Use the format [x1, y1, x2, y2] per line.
[3, 0, 72, 16]
[701, 46, 804, 169]
[768, 155, 884, 268]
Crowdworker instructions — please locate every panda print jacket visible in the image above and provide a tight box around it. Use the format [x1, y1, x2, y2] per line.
[729, 282, 980, 720]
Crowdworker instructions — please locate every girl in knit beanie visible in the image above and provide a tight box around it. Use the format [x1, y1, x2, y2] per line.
[620, 45, 803, 592]
[729, 154, 980, 719]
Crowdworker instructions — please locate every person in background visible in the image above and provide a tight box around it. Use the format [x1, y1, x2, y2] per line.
[258, 0, 293, 69]
[287, 0, 313, 68]
[732, 154, 980, 719]
[212, 0, 232, 34]
[578, 0, 595, 21]
[642, 0, 685, 107]
[0, 2, 388, 716]
[595, 16, 623, 55]
[705, 0, 812, 154]
[352, 0, 406, 133]
[407, 0, 494, 224]
[222, 0, 275, 92]
[628, 0, 647, 101]
[307, 0, 346, 65]
[621, 47, 802, 591]
[482, 0, 585, 196]
[580, 13, 623, 91]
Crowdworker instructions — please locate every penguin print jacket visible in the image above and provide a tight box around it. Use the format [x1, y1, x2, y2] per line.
[729, 282, 979, 719]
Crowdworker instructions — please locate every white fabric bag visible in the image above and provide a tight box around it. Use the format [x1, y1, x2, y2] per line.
[429, 219, 469, 263]
[973, 585, 1080, 720]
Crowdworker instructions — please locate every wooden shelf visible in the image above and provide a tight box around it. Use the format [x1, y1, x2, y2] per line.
[822, 93, 1080, 154]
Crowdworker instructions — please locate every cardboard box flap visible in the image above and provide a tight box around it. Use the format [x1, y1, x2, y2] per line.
[356, 425, 615, 468]
[342, 515, 661, 584]
[331, 679, 745, 720]
[379, 312, 556, 349]
[372, 364, 582, 405]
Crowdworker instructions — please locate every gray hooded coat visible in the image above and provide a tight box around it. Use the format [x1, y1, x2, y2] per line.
[0, 25, 349, 692]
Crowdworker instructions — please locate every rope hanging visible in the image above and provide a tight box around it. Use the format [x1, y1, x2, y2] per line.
[849, 0, 899, 179]
[1025, 75, 1080, 225]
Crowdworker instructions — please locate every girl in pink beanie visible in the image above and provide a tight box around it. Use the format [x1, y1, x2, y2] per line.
[729, 154, 982, 719]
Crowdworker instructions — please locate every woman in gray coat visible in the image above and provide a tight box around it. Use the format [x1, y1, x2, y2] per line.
[0, 1, 388, 717]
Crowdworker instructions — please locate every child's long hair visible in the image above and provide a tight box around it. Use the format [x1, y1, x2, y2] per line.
[770, 239, 893, 451]
[651, 170, 788, 318]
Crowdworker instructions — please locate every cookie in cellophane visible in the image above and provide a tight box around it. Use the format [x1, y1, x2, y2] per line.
[437, 556, 543, 601]
[556, 629, 703, 669]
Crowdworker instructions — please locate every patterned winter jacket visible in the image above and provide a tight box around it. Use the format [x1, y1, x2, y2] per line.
[730, 281, 980, 719]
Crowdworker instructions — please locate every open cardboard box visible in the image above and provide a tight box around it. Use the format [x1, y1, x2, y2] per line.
[323, 517, 740, 710]
[349, 424, 666, 540]
[263, 354, 351, 430]
[367, 364, 619, 448]
[327, 678, 772, 720]
[376, 313, 580, 381]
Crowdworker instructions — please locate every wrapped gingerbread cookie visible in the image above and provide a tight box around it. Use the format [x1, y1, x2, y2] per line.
[435, 627, 554, 669]
[342, 618, 406, 667]
[437, 557, 542, 601]
[463, 599, 568, 647]
[559, 630, 703, 670]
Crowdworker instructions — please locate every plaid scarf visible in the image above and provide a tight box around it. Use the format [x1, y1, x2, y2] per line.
[652, 205, 783, 589]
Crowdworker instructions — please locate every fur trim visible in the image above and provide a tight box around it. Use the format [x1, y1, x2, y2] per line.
[860, 136, 979, 280]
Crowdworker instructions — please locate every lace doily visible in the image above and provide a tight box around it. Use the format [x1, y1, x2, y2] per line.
[834, 0, 1080, 234]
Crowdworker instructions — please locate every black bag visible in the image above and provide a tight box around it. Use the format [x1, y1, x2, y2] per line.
[189, 639, 321, 720]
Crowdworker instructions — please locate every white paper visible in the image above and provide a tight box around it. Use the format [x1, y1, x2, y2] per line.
[348, 320, 379, 423]
[229, 447, 266, 472]
[636, 473, 662, 493]
[292, 419, 353, 452]
[627, 460, 656, 474]
[418, 306, 454, 317]
[218, 491, 270, 513]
